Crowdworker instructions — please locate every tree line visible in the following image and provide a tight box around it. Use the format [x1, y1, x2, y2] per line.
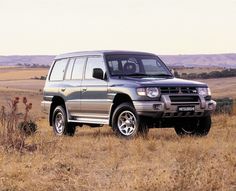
[174, 68, 236, 79]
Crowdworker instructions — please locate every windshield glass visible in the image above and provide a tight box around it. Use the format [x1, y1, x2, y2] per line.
[105, 54, 172, 77]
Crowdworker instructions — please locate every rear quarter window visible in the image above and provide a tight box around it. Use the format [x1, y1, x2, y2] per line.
[50, 59, 68, 81]
[65, 58, 75, 80]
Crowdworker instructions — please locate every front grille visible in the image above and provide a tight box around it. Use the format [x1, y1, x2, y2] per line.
[170, 96, 199, 103]
[160, 87, 179, 94]
[160, 87, 198, 94]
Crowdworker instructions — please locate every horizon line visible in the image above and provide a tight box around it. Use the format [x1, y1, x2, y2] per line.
[1, 52, 236, 57]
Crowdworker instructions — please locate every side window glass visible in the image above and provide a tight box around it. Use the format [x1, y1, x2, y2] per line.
[50, 59, 68, 81]
[71, 57, 86, 80]
[65, 58, 75, 80]
[85, 57, 105, 79]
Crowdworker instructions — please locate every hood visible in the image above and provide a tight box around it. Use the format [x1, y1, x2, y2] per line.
[123, 77, 207, 87]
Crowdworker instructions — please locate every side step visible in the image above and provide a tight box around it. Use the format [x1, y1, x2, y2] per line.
[68, 117, 109, 125]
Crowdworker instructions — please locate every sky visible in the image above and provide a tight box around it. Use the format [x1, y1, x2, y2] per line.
[0, 0, 236, 55]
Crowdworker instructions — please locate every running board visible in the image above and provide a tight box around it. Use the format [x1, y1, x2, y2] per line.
[68, 117, 109, 125]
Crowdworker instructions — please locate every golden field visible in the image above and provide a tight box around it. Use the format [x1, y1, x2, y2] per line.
[0, 67, 235, 191]
[0, 67, 48, 81]
[199, 77, 236, 99]
[175, 67, 223, 75]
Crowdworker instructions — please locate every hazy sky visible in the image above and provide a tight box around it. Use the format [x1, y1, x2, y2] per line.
[0, 0, 236, 55]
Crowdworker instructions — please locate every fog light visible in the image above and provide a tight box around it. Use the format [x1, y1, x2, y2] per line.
[153, 104, 162, 111]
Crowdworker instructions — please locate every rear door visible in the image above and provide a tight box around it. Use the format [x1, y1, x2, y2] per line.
[63, 57, 86, 118]
[80, 56, 110, 122]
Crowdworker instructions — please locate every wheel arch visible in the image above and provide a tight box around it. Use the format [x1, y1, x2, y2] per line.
[109, 93, 133, 126]
[49, 96, 66, 126]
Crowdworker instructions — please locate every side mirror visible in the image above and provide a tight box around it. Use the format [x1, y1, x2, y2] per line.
[93, 68, 104, 80]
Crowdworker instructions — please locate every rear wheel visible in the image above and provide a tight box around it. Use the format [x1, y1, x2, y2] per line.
[52, 106, 76, 136]
[174, 116, 211, 136]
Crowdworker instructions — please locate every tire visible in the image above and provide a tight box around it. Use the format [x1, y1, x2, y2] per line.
[138, 117, 150, 137]
[174, 116, 211, 137]
[112, 102, 140, 138]
[196, 115, 212, 136]
[52, 106, 76, 136]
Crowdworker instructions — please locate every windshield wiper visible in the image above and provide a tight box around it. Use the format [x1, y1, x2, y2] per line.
[154, 74, 173, 77]
[118, 73, 173, 78]
[125, 73, 150, 77]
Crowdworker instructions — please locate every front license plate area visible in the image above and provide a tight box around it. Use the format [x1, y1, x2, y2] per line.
[178, 106, 195, 112]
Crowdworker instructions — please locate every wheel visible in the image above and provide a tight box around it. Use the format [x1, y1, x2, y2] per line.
[174, 116, 211, 136]
[112, 102, 139, 138]
[52, 106, 76, 136]
[196, 115, 212, 136]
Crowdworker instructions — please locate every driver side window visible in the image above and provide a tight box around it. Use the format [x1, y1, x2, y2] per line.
[85, 57, 105, 79]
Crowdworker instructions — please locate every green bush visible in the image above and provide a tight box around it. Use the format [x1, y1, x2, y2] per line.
[215, 97, 234, 114]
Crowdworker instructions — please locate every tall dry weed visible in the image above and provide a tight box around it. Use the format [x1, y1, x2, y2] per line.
[0, 97, 37, 152]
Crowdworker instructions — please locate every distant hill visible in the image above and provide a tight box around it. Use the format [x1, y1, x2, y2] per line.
[0, 55, 55, 67]
[0, 53, 236, 68]
[160, 53, 236, 68]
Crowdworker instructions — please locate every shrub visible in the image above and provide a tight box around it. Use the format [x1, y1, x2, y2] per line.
[0, 97, 37, 152]
[215, 97, 234, 114]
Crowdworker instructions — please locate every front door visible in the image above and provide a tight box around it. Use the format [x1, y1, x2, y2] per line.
[80, 56, 110, 123]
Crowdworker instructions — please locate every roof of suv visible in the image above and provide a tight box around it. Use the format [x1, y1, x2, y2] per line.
[55, 50, 156, 60]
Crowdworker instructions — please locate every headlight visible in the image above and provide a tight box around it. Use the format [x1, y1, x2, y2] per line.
[146, 87, 159, 98]
[198, 87, 211, 96]
[137, 87, 160, 98]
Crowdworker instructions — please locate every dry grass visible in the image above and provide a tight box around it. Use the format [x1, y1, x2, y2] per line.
[0, 111, 235, 190]
[0, 68, 235, 190]
[199, 77, 236, 99]
[0, 67, 47, 92]
[176, 67, 223, 75]
[0, 80, 45, 92]
[0, 67, 48, 80]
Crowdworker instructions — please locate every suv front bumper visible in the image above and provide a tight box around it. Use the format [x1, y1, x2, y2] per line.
[133, 95, 216, 118]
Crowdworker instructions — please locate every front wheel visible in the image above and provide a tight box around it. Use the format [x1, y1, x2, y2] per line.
[112, 103, 139, 138]
[174, 116, 212, 136]
[112, 103, 150, 138]
[52, 106, 76, 136]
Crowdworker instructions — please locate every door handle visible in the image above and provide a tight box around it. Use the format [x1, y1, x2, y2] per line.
[82, 88, 87, 92]
[61, 88, 66, 92]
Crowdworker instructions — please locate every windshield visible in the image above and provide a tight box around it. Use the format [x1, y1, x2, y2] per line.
[105, 54, 172, 78]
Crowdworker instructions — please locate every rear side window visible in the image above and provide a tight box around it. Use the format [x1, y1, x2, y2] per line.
[71, 57, 86, 80]
[50, 59, 68, 81]
[65, 58, 75, 80]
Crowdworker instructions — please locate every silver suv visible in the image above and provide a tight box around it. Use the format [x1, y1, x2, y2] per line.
[41, 51, 216, 138]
